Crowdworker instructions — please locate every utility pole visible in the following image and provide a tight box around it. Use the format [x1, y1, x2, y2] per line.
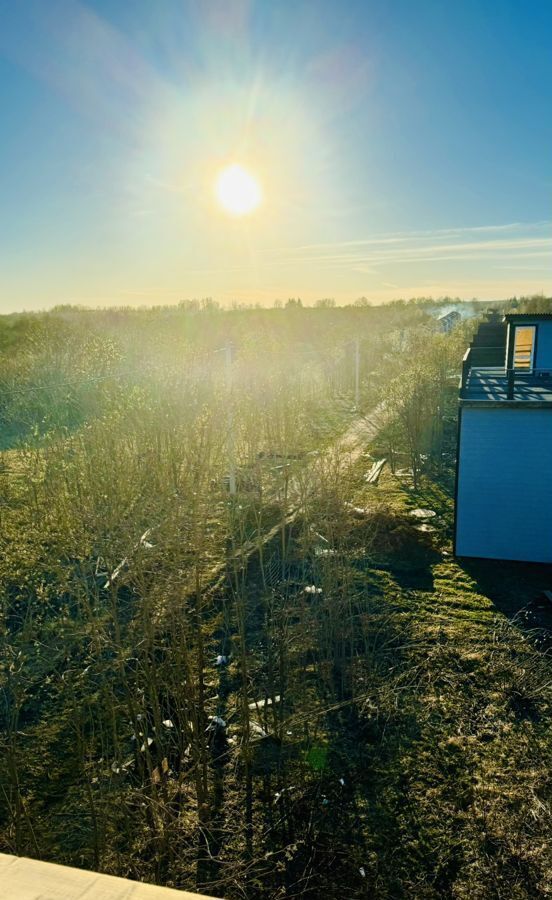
[354, 338, 360, 409]
[225, 344, 237, 494]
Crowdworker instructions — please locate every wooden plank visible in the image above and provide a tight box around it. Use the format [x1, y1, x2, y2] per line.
[0, 854, 220, 900]
[365, 458, 386, 484]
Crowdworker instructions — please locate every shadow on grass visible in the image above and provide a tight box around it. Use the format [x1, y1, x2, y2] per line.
[361, 525, 442, 594]
[459, 557, 552, 630]
[389, 562, 437, 592]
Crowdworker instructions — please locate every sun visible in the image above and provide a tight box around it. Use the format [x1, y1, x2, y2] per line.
[215, 164, 262, 217]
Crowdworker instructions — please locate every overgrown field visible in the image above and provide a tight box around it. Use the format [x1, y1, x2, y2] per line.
[2, 300, 552, 899]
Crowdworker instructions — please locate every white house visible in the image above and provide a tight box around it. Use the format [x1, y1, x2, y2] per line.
[455, 312, 552, 563]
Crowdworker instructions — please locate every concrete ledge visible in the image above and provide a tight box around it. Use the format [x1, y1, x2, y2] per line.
[0, 854, 220, 900]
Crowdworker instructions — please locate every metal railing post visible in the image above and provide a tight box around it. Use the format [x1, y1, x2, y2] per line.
[507, 368, 514, 400]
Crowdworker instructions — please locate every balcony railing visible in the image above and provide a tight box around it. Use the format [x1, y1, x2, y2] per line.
[504, 367, 552, 399]
[460, 350, 552, 400]
[460, 345, 506, 395]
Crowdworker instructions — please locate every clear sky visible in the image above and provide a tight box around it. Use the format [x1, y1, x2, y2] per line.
[1, 0, 551, 311]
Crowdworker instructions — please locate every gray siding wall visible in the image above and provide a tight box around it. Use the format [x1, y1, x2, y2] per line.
[536, 322, 552, 370]
[456, 406, 552, 562]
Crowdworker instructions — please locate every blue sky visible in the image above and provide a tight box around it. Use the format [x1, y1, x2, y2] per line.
[0, 0, 551, 310]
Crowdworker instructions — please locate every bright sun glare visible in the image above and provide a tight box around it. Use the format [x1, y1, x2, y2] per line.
[215, 164, 262, 217]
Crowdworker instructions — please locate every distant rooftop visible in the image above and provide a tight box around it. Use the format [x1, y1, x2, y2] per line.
[503, 312, 552, 321]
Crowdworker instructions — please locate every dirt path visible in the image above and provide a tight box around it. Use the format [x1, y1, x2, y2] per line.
[105, 403, 388, 590]
[227, 402, 387, 568]
[332, 402, 386, 460]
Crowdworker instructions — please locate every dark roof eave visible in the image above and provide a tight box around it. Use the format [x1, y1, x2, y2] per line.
[503, 313, 552, 322]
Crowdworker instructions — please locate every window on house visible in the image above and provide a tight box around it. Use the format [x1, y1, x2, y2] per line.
[513, 325, 536, 370]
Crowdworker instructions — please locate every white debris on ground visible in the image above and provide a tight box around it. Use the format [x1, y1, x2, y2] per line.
[248, 695, 281, 711]
[274, 785, 295, 803]
[249, 722, 269, 740]
[104, 528, 154, 588]
[344, 500, 370, 517]
[310, 525, 329, 543]
[409, 508, 437, 519]
[304, 585, 322, 595]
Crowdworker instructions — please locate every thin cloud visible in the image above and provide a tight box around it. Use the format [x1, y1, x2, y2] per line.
[261, 222, 552, 270]
[267, 221, 552, 257]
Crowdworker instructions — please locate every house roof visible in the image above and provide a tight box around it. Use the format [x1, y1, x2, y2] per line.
[503, 313, 552, 322]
